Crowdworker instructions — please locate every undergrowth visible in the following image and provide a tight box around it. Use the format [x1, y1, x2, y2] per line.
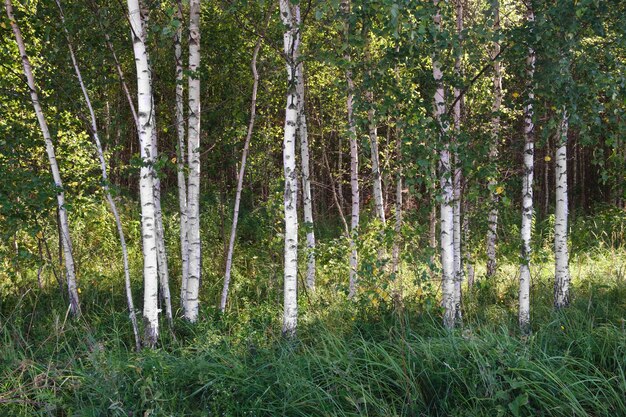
[1, 203, 625, 416]
[1, 261, 625, 416]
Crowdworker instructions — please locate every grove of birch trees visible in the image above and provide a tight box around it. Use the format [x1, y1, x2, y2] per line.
[1, 0, 626, 391]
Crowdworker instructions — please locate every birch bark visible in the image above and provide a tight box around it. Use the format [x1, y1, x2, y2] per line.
[342, 0, 360, 298]
[137, 0, 172, 325]
[519, 6, 536, 331]
[486, 0, 502, 278]
[174, 0, 189, 306]
[391, 127, 403, 301]
[56, 0, 140, 349]
[452, 0, 463, 321]
[280, 0, 299, 335]
[365, 37, 385, 225]
[554, 109, 570, 308]
[433, 0, 455, 328]
[185, 0, 202, 322]
[126, 0, 159, 346]
[6, 0, 80, 316]
[294, 9, 316, 289]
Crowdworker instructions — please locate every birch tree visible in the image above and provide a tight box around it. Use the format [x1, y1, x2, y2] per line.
[184, 0, 202, 322]
[365, 33, 385, 226]
[221, 35, 264, 312]
[432, 0, 455, 328]
[56, 0, 140, 349]
[518, 5, 536, 332]
[126, 0, 160, 346]
[342, 0, 360, 298]
[294, 8, 316, 290]
[5, 0, 80, 316]
[152, 138, 173, 324]
[486, 0, 502, 278]
[279, 0, 300, 335]
[136, 1, 173, 325]
[174, 0, 189, 306]
[452, 0, 463, 321]
[554, 108, 570, 308]
[391, 125, 403, 299]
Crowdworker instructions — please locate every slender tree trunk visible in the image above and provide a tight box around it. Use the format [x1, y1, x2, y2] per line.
[295, 20, 316, 289]
[452, 0, 464, 322]
[220, 36, 263, 312]
[365, 37, 385, 226]
[391, 49, 403, 284]
[6, 0, 80, 316]
[391, 127, 403, 302]
[323, 142, 350, 236]
[343, 0, 360, 298]
[463, 196, 475, 288]
[486, 0, 502, 278]
[56, 0, 140, 349]
[280, 0, 299, 336]
[543, 138, 551, 218]
[519, 6, 536, 332]
[152, 159, 172, 324]
[433, 0, 455, 328]
[337, 135, 344, 209]
[103, 32, 140, 128]
[174, 1, 189, 307]
[126, 0, 159, 346]
[554, 109, 570, 308]
[429, 174, 437, 266]
[184, 0, 202, 322]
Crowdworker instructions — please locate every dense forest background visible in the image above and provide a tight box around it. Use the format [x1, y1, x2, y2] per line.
[0, 0, 625, 415]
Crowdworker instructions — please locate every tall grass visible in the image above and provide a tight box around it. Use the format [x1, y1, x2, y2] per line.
[1, 203, 625, 416]
[1, 262, 625, 416]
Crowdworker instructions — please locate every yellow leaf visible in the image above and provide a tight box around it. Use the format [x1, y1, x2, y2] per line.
[512, 92, 519, 98]
[495, 186, 504, 195]
[544, 156, 552, 162]
[77, 288, 82, 294]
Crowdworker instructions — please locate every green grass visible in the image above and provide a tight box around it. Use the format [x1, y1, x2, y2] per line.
[1, 258, 625, 416]
[1, 203, 625, 416]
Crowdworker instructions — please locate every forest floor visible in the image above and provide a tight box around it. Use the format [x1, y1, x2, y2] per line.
[1, 204, 625, 416]
[1, 251, 625, 416]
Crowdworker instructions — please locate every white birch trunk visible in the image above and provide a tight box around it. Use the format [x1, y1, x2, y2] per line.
[519, 6, 535, 331]
[174, 1, 189, 306]
[391, 56, 403, 282]
[342, 0, 360, 298]
[463, 199, 475, 287]
[152, 157, 173, 324]
[136, 1, 172, 325]
[364, 36, 385, 226]
[280, 0, 299, 336]
[6, 0, 80, 316]
[184, 0, 202, 322]
[486, 0, 502, 278]
[126, 0, 159, 346]
[433, 0, 455, 328]
[554, 109, 570, 308]
[295, 23, 316, 289]
[56, 0, 141, 349]
[452, 0, 464, 321]
[220, 37, 263, 312]
[391, 128, 403, 302]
